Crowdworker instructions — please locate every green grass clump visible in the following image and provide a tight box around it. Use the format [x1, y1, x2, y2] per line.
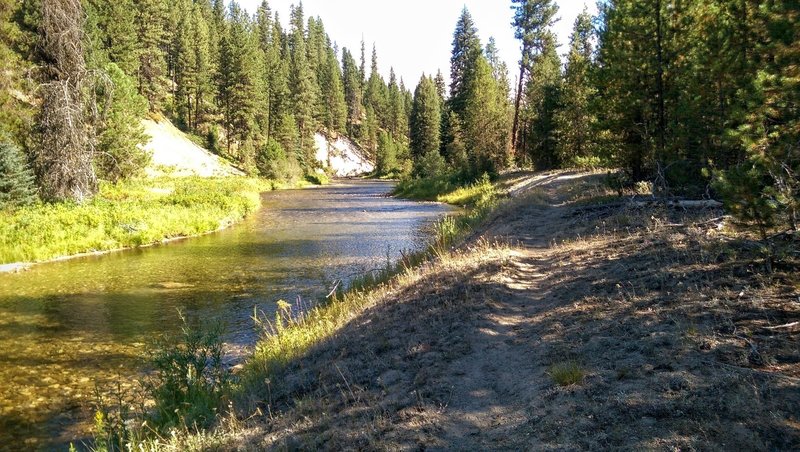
[548, 361, 586, 386]
[0, 176, 272, 264]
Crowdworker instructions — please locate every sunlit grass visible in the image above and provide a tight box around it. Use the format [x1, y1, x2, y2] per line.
[0, 177, 273, 264]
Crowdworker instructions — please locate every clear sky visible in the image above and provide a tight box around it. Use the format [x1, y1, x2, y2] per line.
[239, 1, 598, 89]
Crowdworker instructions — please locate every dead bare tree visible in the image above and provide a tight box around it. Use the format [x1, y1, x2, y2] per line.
[33, 0, 97, 202]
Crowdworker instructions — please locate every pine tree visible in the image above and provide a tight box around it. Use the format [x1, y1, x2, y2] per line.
[35, 0, 97, 201]
[86, 0, 140, 76]
[321, 45, 347, 134]
[523, 34, 561, 169]
[463, 54, 512, 175]
[364, 44, 388, 128]
[449, 7, 482, 119]
[376, 130, 398, 175]
[0, 133, 37, 209]
[288, 3, 318, 171]
[410, 75, 442, 177]
[342, 47, 363, 138]
[217, 1, 259, 167]
[136, 0, 168, 110]
[95, 63, 151, 182]
[717, 0, 800, 234]
[511, 0, 559, 154]
[266, 12, 290, 142]
[387, 68, 408, 141]
[555, 8, 597, 166]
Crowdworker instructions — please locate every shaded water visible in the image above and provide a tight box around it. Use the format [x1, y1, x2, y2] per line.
[0, 180, 453, 449]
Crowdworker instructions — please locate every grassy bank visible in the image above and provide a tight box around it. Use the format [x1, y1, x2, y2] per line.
[0, 176, 281, 265]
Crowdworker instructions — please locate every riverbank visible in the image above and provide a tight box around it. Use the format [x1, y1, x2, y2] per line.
[154, 170, 798, 450]
[0, 176, 317, 271]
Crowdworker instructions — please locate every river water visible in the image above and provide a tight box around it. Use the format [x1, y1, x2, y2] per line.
[0, 180, 454, 449]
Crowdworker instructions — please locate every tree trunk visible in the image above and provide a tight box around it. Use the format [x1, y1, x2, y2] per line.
[512, 57, 527, 158]
[655, 0, 666, 158]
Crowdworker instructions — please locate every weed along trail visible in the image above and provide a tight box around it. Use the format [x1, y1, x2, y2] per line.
[216, 172, 798, 451]
[0, 180, 454, 449]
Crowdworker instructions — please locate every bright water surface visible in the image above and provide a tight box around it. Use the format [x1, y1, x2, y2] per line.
[0, 180, 454, 449]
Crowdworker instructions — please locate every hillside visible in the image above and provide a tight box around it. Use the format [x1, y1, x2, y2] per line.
[314, 133, 375, 177]
[141, 118, 244, 178]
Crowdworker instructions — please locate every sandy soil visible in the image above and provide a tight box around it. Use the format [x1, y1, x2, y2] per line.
[224, 172, 799, 451]
[141, 119, 244, 178]
[315, 133, 374, 177]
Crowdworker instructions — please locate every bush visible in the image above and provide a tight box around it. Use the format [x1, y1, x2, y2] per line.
[145, 314, 230, 432]
[414, 149, 446, 179]
[257, 138, 302, 183]
[714, 162, 780, 241]
[305, 171, 329, 185]
[0, 135, 38, 209]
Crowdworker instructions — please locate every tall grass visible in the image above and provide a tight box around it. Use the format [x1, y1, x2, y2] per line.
[0, 177, 272, 264]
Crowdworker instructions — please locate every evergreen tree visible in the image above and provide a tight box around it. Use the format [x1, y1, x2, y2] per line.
[511, 0, 559, 154]
[136, 0, 168, 110]
[217, 1, 259, 167]
[86, 0, 140, 76]
[463, 54, 512, 175]
[523, 33, 561, 169]
[449, 7, 482, 119]
[717, 0, 800, 234]
[387, 68, 408, 141]
[410, 75, 442, 177]
[376, 130, 398, 175]
[266, 13, 290, 142]
[342, 47, 363, 138]
[320, 44, 347, 134]
[96, 63, 151, 182]
[364, 44, 388, 128]
[362, 104, 378, 158]
[0, 133, 37, 209]
[288, 3, 318, 171]
[555, 8, 597, 166]
[174, 1, 213, 132]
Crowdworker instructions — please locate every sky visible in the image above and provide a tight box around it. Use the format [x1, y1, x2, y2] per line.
[239, 1, 598, 89]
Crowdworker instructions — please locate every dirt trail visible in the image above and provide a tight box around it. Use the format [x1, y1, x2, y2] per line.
[233, 172, 799, 450]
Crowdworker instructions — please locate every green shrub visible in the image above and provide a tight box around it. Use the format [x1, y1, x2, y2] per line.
[257, 138, 303, 183]
[145, 315, 230, 432]
[305, 171, 329, 186]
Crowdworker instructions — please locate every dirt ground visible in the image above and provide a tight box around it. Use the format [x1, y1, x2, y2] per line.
[228, 172, 799, 451]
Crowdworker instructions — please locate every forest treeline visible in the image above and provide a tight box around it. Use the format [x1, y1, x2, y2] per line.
[0, 0, 420, 204]
[508, 0, 798, 237]
[0, 0, 798, 237]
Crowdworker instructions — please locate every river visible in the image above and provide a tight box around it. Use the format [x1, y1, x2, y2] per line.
[0, 180, 454, 450]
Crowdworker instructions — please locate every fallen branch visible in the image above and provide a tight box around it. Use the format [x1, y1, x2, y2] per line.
[629, 199, 723, 209]
[763, 321, 799, 331]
